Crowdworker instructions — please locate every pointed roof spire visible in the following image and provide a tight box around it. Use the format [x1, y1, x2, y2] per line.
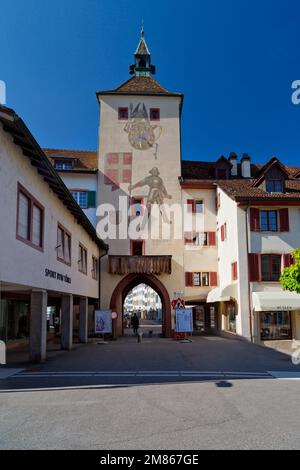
[135, 25, 150, 55]
[130, 25, 156, 76]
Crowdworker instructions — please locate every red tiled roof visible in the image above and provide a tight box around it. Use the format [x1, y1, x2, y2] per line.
[182, 159, 300, 202]
[97, 75, 182, 97]
[43, 148, 98, 171]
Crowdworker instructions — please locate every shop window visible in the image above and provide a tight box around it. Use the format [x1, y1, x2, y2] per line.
[17, 184, 44, 250]
[226, 304, 237, 333]
[193, 306, 205, 332]
[0, 300, 29, 342]
[260, 311, 292, 340]
[261, 254, 282, 282]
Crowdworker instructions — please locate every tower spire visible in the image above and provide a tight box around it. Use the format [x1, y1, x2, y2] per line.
[129, 27, 156, 77]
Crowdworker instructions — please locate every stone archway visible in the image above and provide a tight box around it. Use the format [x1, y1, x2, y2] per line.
[110, 274, 172, 338]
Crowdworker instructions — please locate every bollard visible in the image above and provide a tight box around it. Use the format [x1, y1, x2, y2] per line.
[137, 332, 143, 343]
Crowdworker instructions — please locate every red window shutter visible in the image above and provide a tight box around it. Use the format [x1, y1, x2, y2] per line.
[208, 232, 216, 246]
[185, 272, 193, 287]
[283, 254, 293, 268]
[232, 262, 238, 281]
[248, 253, 260, 282]
[210, 272, 218, 287]
[279, 208, 290, 232]
[250, 208, 260, 232]
[221, 225, 225, 242]
[187, 199, 195, 213]
[184, 232, 193, 245]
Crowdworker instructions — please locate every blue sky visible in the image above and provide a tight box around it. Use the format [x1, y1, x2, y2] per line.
[1, 0, 300, 165]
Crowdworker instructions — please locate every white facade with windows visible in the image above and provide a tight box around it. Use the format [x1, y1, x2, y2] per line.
[0, 105, 107, 362]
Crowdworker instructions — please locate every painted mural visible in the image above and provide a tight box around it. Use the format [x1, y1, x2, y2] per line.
[124, 103, 162, 157]
[129, 167, 172, 223]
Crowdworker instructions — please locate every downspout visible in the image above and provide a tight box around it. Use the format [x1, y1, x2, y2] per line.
[245, 205, 254, 342]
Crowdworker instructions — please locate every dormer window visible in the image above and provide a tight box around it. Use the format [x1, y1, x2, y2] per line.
[266, 179, 284, 193]
[54, 160, 74, 170]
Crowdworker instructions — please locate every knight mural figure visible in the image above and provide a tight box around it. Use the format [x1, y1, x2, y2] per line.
[129, 167, 172, 224]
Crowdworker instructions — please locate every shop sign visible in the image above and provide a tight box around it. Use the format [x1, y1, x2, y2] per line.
[45, 268, 71, 284]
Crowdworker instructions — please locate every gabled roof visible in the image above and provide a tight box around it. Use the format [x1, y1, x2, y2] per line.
[181, 156, 300, 202]
[252, 157, 291, 187]
[44, 148, 98, 172]
[0, 105, 108, 252]
[97, 75, 183, 98]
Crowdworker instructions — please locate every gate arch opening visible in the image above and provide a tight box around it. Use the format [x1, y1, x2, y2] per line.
[110, 274, 172, 338]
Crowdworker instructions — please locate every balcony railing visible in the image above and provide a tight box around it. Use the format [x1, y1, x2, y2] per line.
[108, 255, 172, 275]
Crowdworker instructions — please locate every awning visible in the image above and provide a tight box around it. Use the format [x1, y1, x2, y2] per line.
[207, 283, 238, 303]
[253, 291, 300, 312]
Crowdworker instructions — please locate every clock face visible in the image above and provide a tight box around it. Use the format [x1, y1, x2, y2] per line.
[128, 122, 155, 150]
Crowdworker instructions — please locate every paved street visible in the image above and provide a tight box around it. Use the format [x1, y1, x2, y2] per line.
[1, 335, 300, 450]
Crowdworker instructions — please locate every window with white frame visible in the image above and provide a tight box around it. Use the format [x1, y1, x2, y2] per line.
[71, 191, 88, 209]
[54, 160, 74, 170]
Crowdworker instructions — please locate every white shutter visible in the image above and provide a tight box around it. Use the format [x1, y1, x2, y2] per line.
[32, 205, 42, 247]
[18, 193, 30, 239]
[57, 227, 64, 259]
[64, 233, 71, 264]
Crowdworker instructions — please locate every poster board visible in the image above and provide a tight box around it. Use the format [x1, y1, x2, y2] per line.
[95, 310, 112, 334]
[175, 308, 193, 333]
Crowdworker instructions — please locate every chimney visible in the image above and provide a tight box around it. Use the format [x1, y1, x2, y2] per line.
[228, 152, 238, 177]
[241, 153, 251, 178]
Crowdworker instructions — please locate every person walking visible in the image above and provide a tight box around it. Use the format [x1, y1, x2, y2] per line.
[131, 314, 139, 336]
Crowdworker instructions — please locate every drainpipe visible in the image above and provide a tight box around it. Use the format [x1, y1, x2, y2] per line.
[245, 205, 254, 342]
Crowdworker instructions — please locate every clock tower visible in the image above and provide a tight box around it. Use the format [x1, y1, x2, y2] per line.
[96, 30, 184, 337]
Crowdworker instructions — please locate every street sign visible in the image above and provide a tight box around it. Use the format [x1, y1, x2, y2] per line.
[171, 298, 185, 310]
[111, 311, 118, 321]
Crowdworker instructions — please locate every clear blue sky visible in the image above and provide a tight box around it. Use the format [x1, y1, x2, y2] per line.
[1, 0, 300, 165]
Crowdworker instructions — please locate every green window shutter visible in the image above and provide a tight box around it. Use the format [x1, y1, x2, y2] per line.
[87, 191, 96, 208]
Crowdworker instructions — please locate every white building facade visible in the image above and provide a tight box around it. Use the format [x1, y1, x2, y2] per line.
[0, 105, 107, 362]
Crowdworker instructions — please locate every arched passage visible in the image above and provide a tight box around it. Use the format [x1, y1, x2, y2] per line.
[110, 274, 172, 338]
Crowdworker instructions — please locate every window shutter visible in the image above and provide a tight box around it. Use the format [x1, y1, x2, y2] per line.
[185, 272, 194, 287]
[184, 232, 193, 245]
[248, 253, 260, 282]
[283, 254, 293, 268]
[221, 225, 225, 242]
[87, 191, 96, 208]
[187, 199, 195, 214]
[250, 208, 260, 232]
[208, 232, 216, 246]
[232, 262, 238, 281]
[210, 272, 218, 287]
[279, 208, 290, 232]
